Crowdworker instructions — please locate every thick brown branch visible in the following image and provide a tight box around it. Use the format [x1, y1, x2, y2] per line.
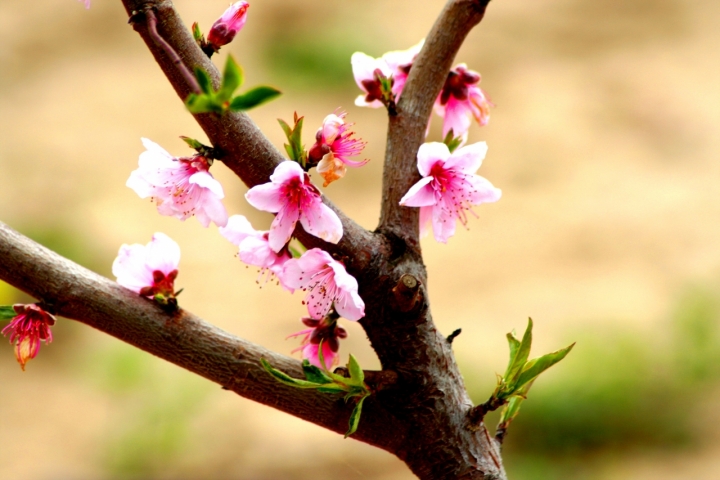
[378, 0, 491, 244]
[122, 0, 381, 271]
[0, 221, 406, 454]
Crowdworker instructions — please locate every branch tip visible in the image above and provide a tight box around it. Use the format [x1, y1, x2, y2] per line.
[390, 274, 422, 312]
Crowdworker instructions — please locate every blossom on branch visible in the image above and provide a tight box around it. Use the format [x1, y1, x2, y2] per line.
[245, 161, 343, 252]
[112, 232, 181, 307]
[288, 316, 348, 368]
[351, 40, 423, 108]
[2, 304, 56, 371]
[282, 248, 364, 321]
[308, 112, 368, 186]
[434, 64, 492, 140]
[400, 142, 501, 243]
[127, 138, 228, 228]
[219, 215, 292, 290]
[207, 1, 249, 52]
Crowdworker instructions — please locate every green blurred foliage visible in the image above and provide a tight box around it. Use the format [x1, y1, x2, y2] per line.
[83, 342, 212, 478]
[466, 282, 720, 479]
[260, 10, 373, 94]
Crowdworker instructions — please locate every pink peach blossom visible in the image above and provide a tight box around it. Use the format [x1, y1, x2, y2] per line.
[282, 248, 364, 321]
[127, 138, 228, 228]
[219, 215, 292, 289]
[434, 64, 492, 140]
[245, 161, 342, 252]
[308, 112, 368, 186]
[2, 304, 55, 370]
[351, 40, 423, 108]
[400, 142, 501, 243]
[112, 232, 181, 300]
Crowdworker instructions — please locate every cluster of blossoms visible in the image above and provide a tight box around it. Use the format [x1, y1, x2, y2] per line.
[352, 42, 493, 142]
[3, 2, 500, 373]
[353, 42, 500, 242]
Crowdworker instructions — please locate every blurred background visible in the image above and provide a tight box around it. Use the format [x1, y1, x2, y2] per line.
[1, 0, 719, 478]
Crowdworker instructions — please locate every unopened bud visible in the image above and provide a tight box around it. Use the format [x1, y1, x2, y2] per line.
[207, 2, 249, 51]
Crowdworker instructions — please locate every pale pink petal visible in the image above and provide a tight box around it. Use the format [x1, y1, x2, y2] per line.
[417, 142, 450, 176]
[219, 215, 259, 246]
[268, 203, 300, 252]
[431, 204, 457, 244]
[399, 176, 437, 207]
[238, 236, 277, 268]
[126, 170, 154, 198]
[321, 114, 343, 144]
[112, 244, 154, 292]
[444, 141, 487, 173]
[467, 176, 502, 204]
[195, 193, 229, 227]
[270, 160, 304, 184]
[441, 98, 473, 139]
[419, 206, 433, 238]
[189, 171, 225, 198]
[145, 232, 180, 274]
[299, 202, 343, 245]
[245, 182, 285, 213]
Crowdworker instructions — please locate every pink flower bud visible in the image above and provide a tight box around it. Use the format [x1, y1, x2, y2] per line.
[207, 2, 249, 51]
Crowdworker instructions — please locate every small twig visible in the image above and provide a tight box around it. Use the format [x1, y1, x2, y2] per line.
[446, 328, 462, 344]
[467, 396, 505, 429]
[391, 274, 422, 313]
[141, 7, 201, 94]
[494, 427, 507, 445]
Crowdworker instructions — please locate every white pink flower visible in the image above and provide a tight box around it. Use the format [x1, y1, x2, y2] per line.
[399, 142, 501, 243]
[219, 215, 292, 289]
[245, 161, 343, 252]
[308, 112, 368, 186]
[351, 40, 423, 108]
[2, 304, 56, 371]
[287, 317, 348, 368]
[112, 232, 181, 301]
[207, 1, 249, 51]
[282, 248, 365, 321]
[434, 64, 492, 140]
[127, 138, 228, 228]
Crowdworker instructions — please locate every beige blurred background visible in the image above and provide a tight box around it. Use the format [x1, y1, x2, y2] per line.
[1, 0, 720, 478]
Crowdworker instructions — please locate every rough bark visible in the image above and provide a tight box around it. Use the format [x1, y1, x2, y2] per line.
[1, 0, 506, 478]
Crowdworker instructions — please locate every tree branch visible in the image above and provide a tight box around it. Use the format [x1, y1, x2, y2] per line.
[122, 0, 382, 272]
[0, 221, 406, 454]
[378, 0, 491, 244]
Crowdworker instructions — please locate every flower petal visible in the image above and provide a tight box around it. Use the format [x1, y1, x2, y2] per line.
[399, 176, 437, 207]
[416, 142, 450, 176]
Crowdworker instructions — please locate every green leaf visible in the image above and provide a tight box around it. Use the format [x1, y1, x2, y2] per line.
[498, 394, 525, 426]
[218, 56, 243, 102]
[317, 385, 349, 394]
[345, 394, 369, 438]
[0, 305, 16, 321]
[193, 67, 213, 95]
[260, 358, 325, 389]
[442, 129, 464, 153]
[180, 136, 205, 150]
[185, 93, 224, 114]
[302, 360, 333, 384]
[191, 22, 203, 43]
[347, 354, 365, 386]
[229, 86, 282, 111]
[504, 330, 521, 376]
[278, 118, 292, 138]
[505, 318, 534, 385]
[514, 342, 575, 390]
